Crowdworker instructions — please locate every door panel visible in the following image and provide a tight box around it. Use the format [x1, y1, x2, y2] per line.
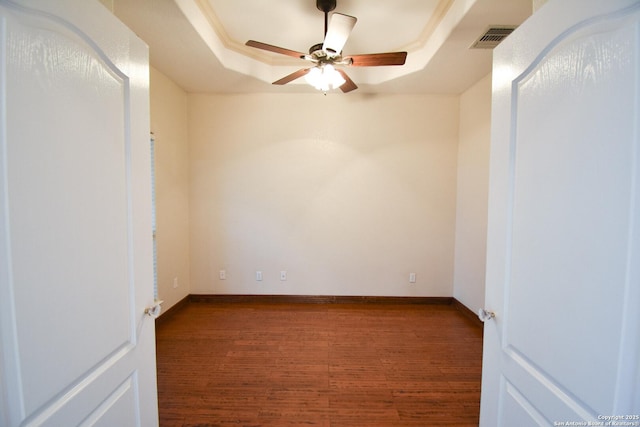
[80, 376, 138, 427]
[0, 1, 156, 426]
[501, 380, 546, 427]
[507, 18, 635, 413]
[9, 11, 131, 414]
[481, 0, 640, 425]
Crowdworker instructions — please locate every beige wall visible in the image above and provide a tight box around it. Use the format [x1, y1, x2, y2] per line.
[149, 67, 493, 304]
[149, 66, 190, 310]
[453, 73, 492, 311]
[188, 93, 459, 296]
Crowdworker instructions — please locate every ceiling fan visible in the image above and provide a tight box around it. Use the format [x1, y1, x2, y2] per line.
[245, 0, 407, 93]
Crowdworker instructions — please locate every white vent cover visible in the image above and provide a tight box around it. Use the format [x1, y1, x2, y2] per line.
[470, 26, 517, 49]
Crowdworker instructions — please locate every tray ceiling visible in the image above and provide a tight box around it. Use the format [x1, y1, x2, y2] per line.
[111, 0, 532, 94]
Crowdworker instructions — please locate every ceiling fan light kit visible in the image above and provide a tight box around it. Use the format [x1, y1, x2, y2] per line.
[304, 63, 345, 92]
[246, 0, 407, 94]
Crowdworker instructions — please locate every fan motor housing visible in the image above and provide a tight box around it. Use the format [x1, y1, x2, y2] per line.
[309, 43, 324, 55]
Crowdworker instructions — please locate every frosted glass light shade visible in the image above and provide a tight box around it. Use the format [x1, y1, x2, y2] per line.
[305, 64, 345, 92]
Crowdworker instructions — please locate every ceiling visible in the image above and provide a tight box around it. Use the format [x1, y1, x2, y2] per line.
[110, 0, 532, 94]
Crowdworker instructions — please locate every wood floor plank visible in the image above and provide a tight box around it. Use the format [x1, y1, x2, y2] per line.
[156, 300, 483, 426]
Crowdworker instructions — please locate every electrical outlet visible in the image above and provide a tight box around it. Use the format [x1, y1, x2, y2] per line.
[280, 271, 287, 281]
[409, 273, 416, 283]
[256, 271, 263, 281]
[173, 277, 179, 288]
[219, 270, 226, 280]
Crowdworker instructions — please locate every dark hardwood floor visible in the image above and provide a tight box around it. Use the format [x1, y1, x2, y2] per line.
[155, 299, 483, 427]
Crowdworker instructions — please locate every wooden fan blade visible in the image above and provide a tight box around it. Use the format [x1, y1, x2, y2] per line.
[336, 69, 357, 93]
[273, 68, 311, 85]
[346, 52, 407, 66]
[322, 13, 357, 55]
[246, 40, 305, 59]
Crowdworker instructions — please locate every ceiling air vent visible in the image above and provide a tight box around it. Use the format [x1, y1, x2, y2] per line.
[470, 26, 517, 49]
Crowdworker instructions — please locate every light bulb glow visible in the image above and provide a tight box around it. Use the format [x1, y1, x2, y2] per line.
[305, 64, 346, 92]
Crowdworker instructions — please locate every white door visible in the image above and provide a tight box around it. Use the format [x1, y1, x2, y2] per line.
[0, 1, 158, 426]
[480, 0, 640, 425]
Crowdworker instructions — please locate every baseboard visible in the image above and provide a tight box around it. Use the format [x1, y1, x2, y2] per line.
[452, 298, 484, 329]
[155, 295, 190, 326]
[189, 294, 454, 305]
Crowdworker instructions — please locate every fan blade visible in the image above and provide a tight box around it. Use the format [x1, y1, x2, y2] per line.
[322, 13, 357, 55]
[246, 40, 305, 59]
[273, 68, 311, 85]
[336, 69, 357, 93]
[346, 52, 407, 66]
